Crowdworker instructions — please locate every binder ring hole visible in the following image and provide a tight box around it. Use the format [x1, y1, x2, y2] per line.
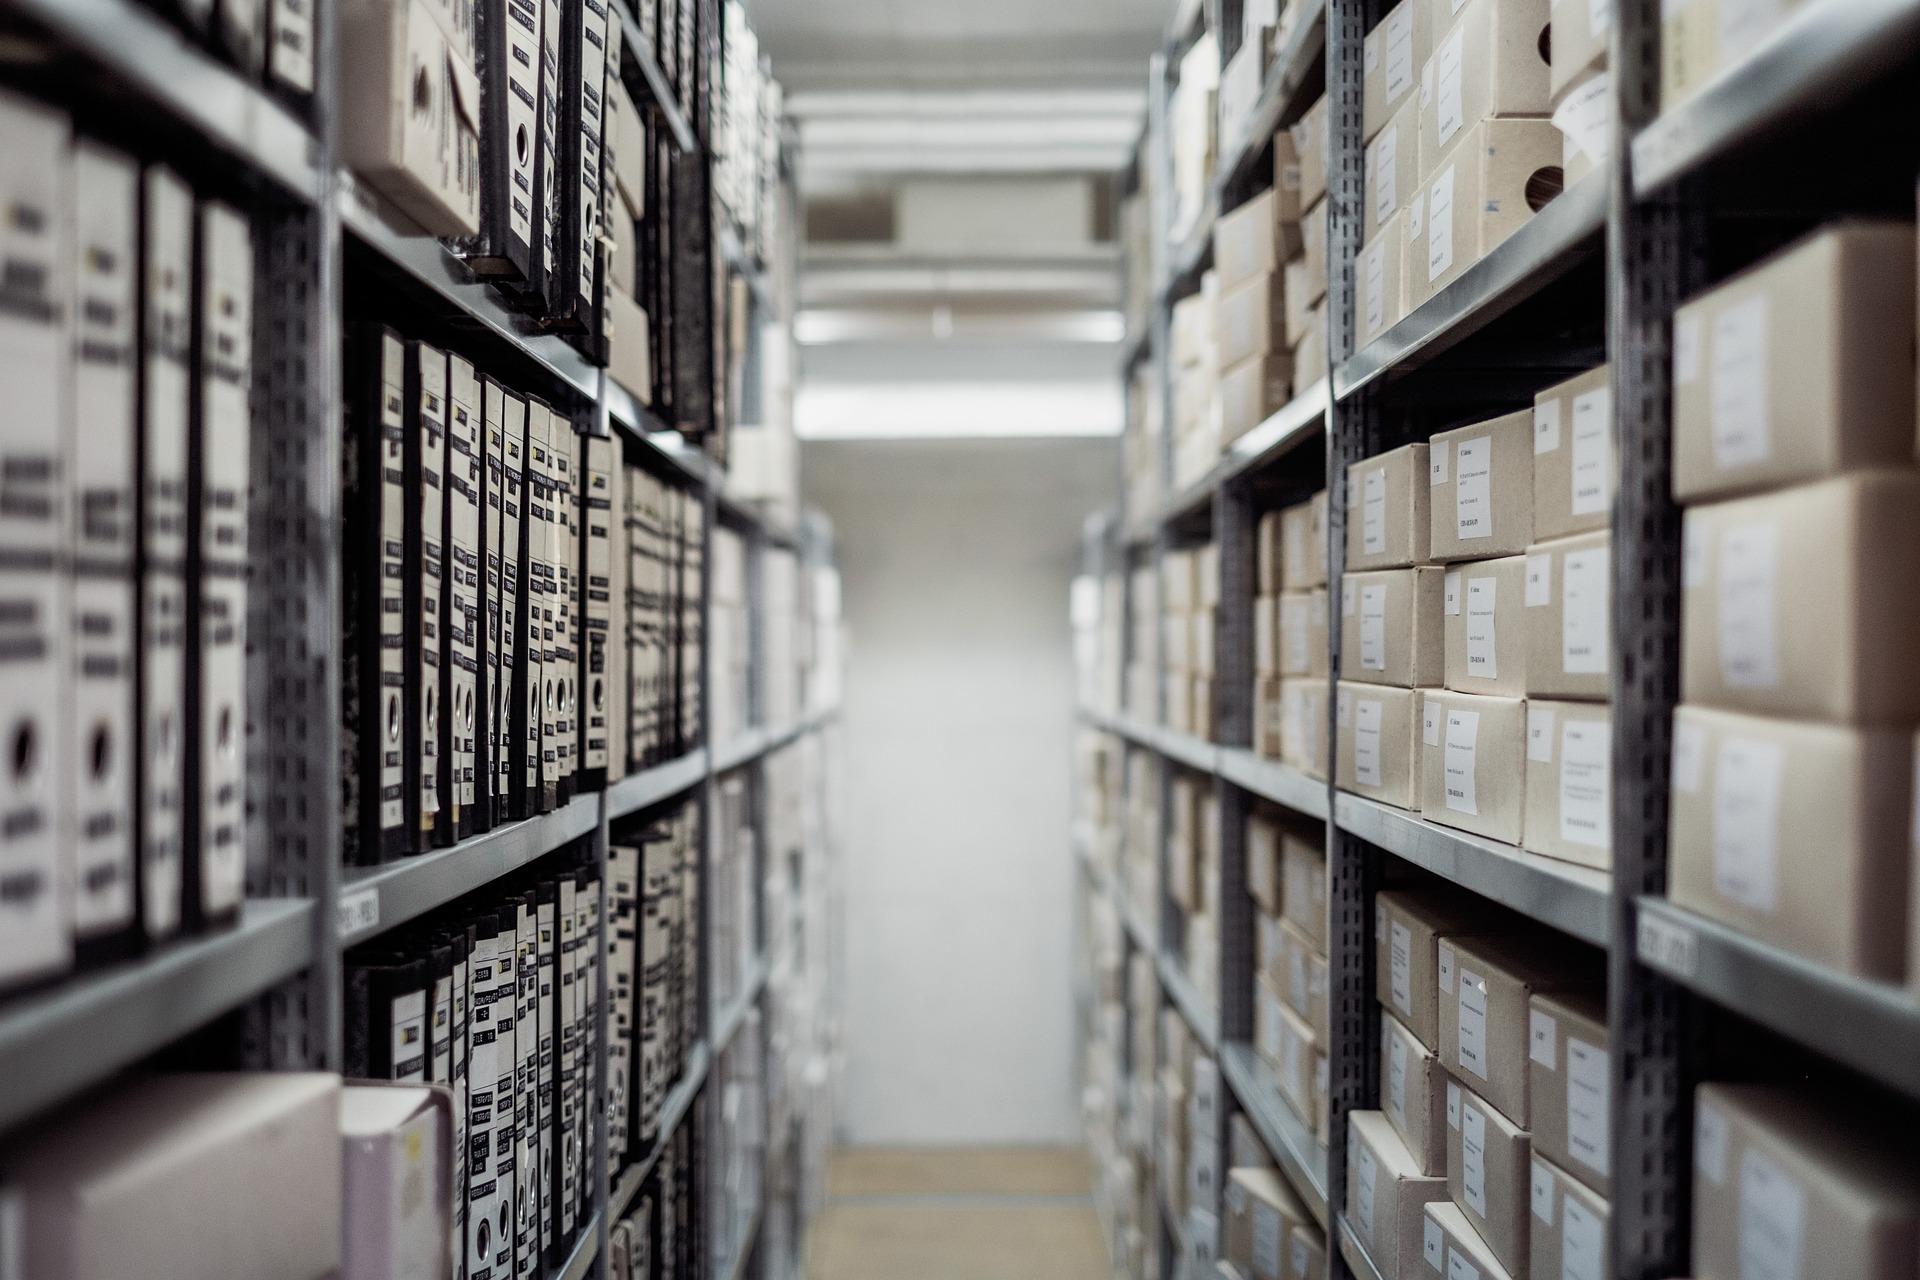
[90, 722, 111, 780]
[516, 124, 530, 165]
[476, 1218, 490, 1257]
[545, 678, 555, 712]
[11, 719, 38, 783]
[387, 693, 401, 743]
[217, 706, 234, 759]
[592, 677, 603, 711]
[463, 688, 474, 731]
[157, 711, 177, 761]
[413, 67, 432, 115]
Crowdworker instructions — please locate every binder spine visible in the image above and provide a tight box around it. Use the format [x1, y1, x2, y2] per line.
[580, 437, 612, 780]
[69, 141, 139, 958]
[136, 166, 192, 939]
[548, 422, 576, 802]
[185, 200, 251, 928]
[468, 0, 542, 281]
[551, 875, 577, 1254]
[405, 344, 448, 852]
[603, 458, 627, 781]
[449, 929, 472, 1280]
[517, 405, 551, 814]
[481, 381, 508, 831]
[513, 899, 540, 1279]
[352, 331, 410, 863]
[499, 395, 527, 816]
[527, 407, 557, 811]
[534, 885, 557, 1263]
[443, 358, 482, 843]
[550, 0, 608, 334]
[532, 0, 566, 313]
[464, 926, 501, 1280]
[266, 0, 316, 97]
[488, 907, 517, 1280]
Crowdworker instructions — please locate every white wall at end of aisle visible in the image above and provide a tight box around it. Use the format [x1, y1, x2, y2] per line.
[805, 437, 1118, 1145]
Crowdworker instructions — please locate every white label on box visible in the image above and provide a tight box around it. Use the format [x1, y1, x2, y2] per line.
[1365, 27, 1381, 73]
[1675, 312, 1703, 385]
[1532, 1160, 1557, 1224]
[1428, 164, 1456, 281]
[1360, 584, 1388, 670]
[1719, 0, 1786, 61]
[1431, 439, 1451, 485]
[1445, 570, 1462, 615]
[1566, 1038, 1611, 1173]
[1717, 521, 1779, 688]
[1346, 576, 1359, 617]
[1571, 388, 1612, 516]
[1738, 1146, 1806, 1280]
[1529, 706, 1557, 762]
[1712, 736, 1784, 912]
[1340, 686, 1355, 728]
[1461, 1100, 1488, 1215]
[1530, 1008, 1558, 1066]
[1526, 553, 1553, 607]
[1385, 4, 1415, 100]
[1356, 699, 1385, 787]
[1424, 698, 1442, 746]
[1283, 1028, 1305, 1100]
[1389, 1032, 1409, 1121]
[1425, 1217, 1445, 1271]
[1357, 1142, 1379, 1240]
[1554, 73, 1615, 167]
[1390, 919, 1414, 1013]
[1374, 125, 1399, 227]
[1535, 399, 1563, 454]
[1562, 1196, 1606, 1280]
[1560, 720, 1612, 848]
[1684, 517, 1710, 588]
[1436, 27, 1465, 148]
[1457, 967, 1490, 1078]
[1365, 239, 1388, 337]
[1438, 942, 1456, 994]
[1466, 577, 1498, 679]
[1696, 1101, 1729, 1185]
[1444, 710, 1480, 814]
[1453, 436, 1491, 539]
[1253, 1203, 1284, 1280]
[1447, 1079, 1461, 1129]
[1563, 547, 1610, 674]
[1710, 295, 1771, 469]
[1672, 718, 1707, 793]
[1363, 468, 1388, 555]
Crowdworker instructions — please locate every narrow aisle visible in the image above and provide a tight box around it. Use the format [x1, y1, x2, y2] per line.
[806, 1148, 1110, 1280]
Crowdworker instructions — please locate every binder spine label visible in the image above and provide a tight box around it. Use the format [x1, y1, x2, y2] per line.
[447, 366, 481, 820]
[0, 570, 70, 985]
[500, 401, 526, 804]
[389, 987, 428, 1081]
[527, 412, 554, 798]
[410, 347, 448, 839]
[582, 439, 611, 770]
[535, 898, 556, 1259]
[377, 340, 408, 834]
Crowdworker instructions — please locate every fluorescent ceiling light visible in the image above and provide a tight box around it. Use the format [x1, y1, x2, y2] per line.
[795, 381, 1123, 439]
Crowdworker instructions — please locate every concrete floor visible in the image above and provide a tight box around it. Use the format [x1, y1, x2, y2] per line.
[805, 1148, 1110, 1280]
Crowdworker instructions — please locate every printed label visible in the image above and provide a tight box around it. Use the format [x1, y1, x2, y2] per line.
[1526, 553, 1553, 607]
[1675, 313, 1703, 385]
[1346, 577, 1359, 617]
[1562, 548, 1610, 675]
[1447, 1246, 1480, 1280]
[1710, 295, 1771, 469]
[1713, 736, 1784, 912]
[1671, 719, 1707, 794]
[1356, 699, 1385, 787]
[1357, 1143, 1379, 1240]
[1424, 699, 1442, 746]
[1535, 399, 1563, 454]
[1366, 239, 1388, 337]
[1445, 571, 1462, 615]
[1696, 1102, 1729, 1185]
[1566, 1038, 1610, 1173]
[1570, 388, 1612, 515]
[1447, 1079, 1461, 1130]
[1365, 27, 1381, 73]
[1530, 1009, 1558, 1067]
[1457, 968, 1490, 1078]
[1425, 1217, 1445, 1271]
[1340, 687, 1355, 729]
[1532, 1160, 1557, 1224]
[1738, 1146, 1806, 1280]
[339, 885, 381, 937]
[1438, 943, 1456, 994]
[1717, 521, 1779, 688]
[1388, 1032, 1409, 1122]
[1529, 706, 1557, 763]
[1391, 920, 1414, 1014]
[1638, 910, 1699, 978]
[1361, 584, 1388, 670]
[1465, 577, 1498, 680]
[1462, 1100, 1488, 1215]
[1436, 27, 1465, 148]
[1454, 436, 1491, 539]
[1385, 4, 1415, 100]
[1445, 710, 1480, 814]
[1563, 1195, 1606, 1280]
[1374, 125, 1400, 228]
[1428, 165, 1456, 281]
[1362, 468, 1388, 555]
[1431, 439, 1451, 486]
[1560, 720, 1612, 849]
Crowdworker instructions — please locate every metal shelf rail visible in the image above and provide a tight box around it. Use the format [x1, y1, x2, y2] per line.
[611, 1040, 715, 1221]
[1218, 1042, 1329, 1228]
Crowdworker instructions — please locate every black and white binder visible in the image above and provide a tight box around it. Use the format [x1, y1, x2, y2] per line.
[494, 387, 527, 820]
[0, 93, 70, 992]
[531, 0, 566, 314]
[344, 952, 430, 1081]
[343, 327, 409, 865]
[446, 923, 474, 1279]
[464, 914, 504, 1280]
[550, 0, 610, 334]
[579, 436, 613, 786]
[477, 379, 507, 833]
[469, 0, 543, 285]
[185, 199, 251, 930]
[552, 872, 578, 1247]
[524, 405, 557, 813]
[215, 0, 268, 78]
[69, 140, 140, 964]
[533, 877, 558, 1265]
[266, 0, 315, 99]
[548, 420, 576, 803]
[606, 842, 639, 1163]
[442, 356, 481, 843]
[573, 865, 599, 1226]
[135, 165, 192, 941]
[486, 903, 518, 1280]
[603, 458, 627, 781]
[513, 894, 540, 1280]
[404, 342, 448, 853]
[427, 939, 455, 1089]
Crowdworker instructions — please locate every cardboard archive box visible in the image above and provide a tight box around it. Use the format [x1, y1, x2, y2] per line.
[1520, 699, 1612, 870]
[1350, 1110, 1450, 1280]
[1526, 988, 1610, 1197]
[1359, 211, 1409, 344]
[1430, 410, 1535, 561]
[1337, 682, 1424, 810]
[1440, 931, 1602, 1129]
[1412, 118, 1563, 305]
[1424, 1198, 1518, 1280]
[1280, 677, 1329, 780]
[1374, 886, 1510, 1051]
[1443, 553, 1530, 698]
[1417, 0, 1551, 169]
[1531, 365, 1613, 541]
[1363, 0, 1430, 141]
[1343, 566, 1444, 687]
[1282, 491, 1330, 589]
[1382, 1009, 1450, 1176]
[1522, 531, 1610, 701]
[1670, 221, 1915, 504]
[1667, 703, 1911, 982]
[1446, 1079, 1533, 1279]
[1528, 1156, 1610, 1280]
[1347, 442, 1432, 571]
[1367, 94, 1422, 242]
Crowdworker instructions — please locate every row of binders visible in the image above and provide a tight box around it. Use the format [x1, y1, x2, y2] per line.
[609, 801, 701, 1168]
[340, 324, 704, 863]
[134, 0, 316, 99]
[344, 838, 603, 1279]
[0, 91, 256, 992]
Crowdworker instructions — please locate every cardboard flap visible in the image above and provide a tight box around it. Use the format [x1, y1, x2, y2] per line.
[444, 48, 481, 132]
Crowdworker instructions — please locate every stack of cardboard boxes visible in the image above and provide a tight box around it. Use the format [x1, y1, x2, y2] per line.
[1222, 1163, 1326, 1280]
[1172, 34, 1222, 248]
[1171, 771, 1224, 1010]
[1662, 222, 1919, 988]
[1255, 493, 1331, 777]
[1160, 1010, 1225, 1275]
[1663, 0, 1810, 112]
[1353, 0, 1562, 348]
[1248, 810, 1331, 1143]
[1213, 190, 1300, 449]
[1354, 882, 1610, 1280]
[1129, 560, 1162, 721]
[1126, 748, 1163, 919]
[1173, 282, 1225, 490]
[1164, 542, 1222, 740]
[1283, 98, 1330, 391]
[1332, 364, 1617, 871]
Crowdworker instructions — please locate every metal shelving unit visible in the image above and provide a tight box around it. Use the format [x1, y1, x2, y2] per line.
[1211, 0, 1329, 197]
[1335, 1215, 1387, 1280]
[1129, 380, 1330, 541]
[611, 1041, 715, 1221]
[1218, 1043, 1328, 1228]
